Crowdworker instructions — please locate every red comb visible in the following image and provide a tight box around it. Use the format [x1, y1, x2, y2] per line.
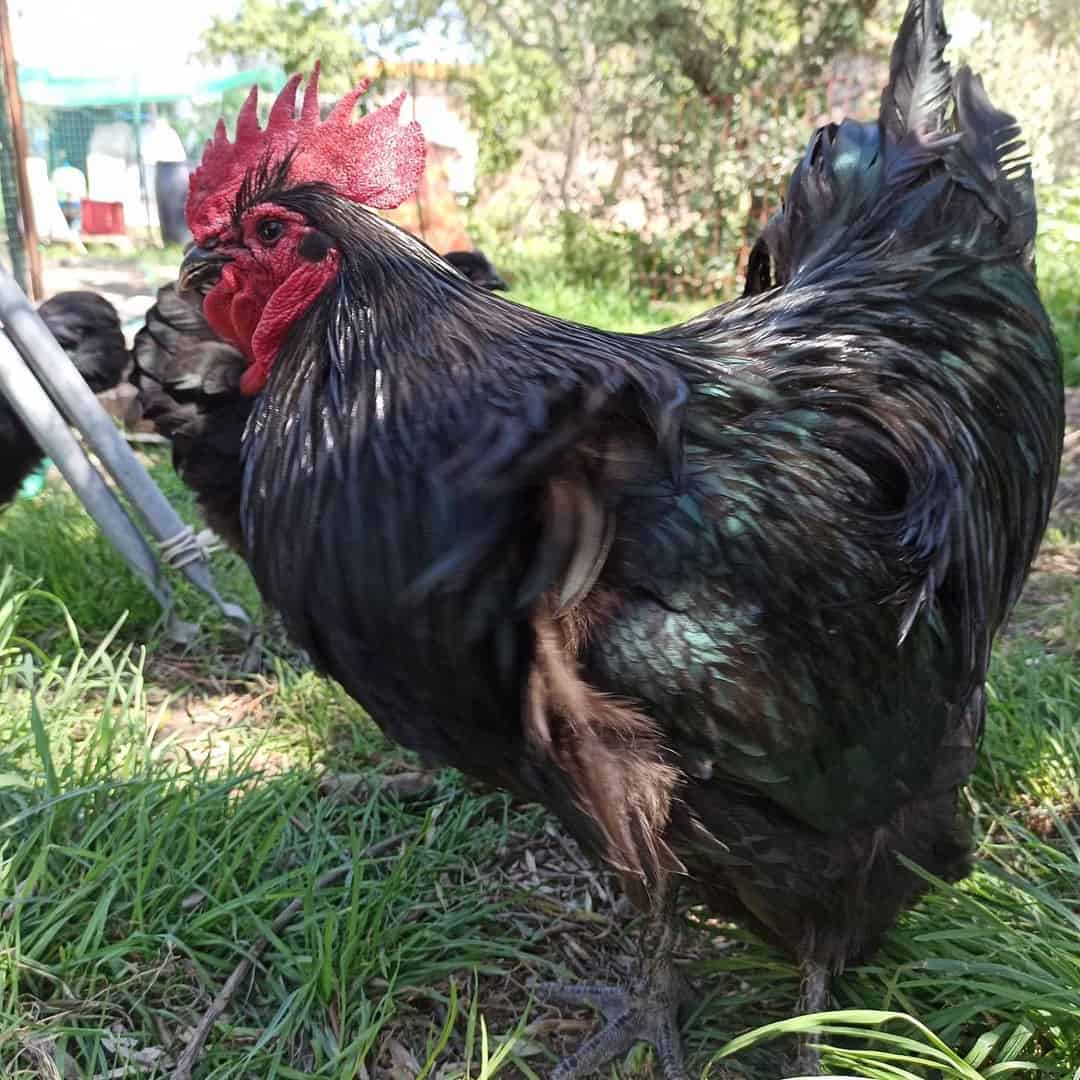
[187, 63, 426, 237]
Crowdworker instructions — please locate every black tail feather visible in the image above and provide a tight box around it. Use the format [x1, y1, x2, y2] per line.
[745, 0, 1039, 292]
[948, 67, 1037, 261]
[880, 0, 952, 139]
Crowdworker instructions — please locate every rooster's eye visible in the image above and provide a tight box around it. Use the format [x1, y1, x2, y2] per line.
[257, 219, 285, 246]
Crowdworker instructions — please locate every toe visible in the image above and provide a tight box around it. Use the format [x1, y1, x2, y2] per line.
[653, 1013, 689, 1080]
[531, 979, 632, 1020]
[550, 1011, 639, 1080]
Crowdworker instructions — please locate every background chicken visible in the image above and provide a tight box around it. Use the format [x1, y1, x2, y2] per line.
[442, 248, 509, 291]
[129, 249, 511, 555]
[130, 284, 250, 553]
[176, 0, 1063, 1075]
[0, 291, 128, 506]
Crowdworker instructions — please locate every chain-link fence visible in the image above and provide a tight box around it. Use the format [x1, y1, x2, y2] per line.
[0, 75, 28, 293]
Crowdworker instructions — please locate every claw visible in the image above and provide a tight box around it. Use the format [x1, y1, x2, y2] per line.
[531, 963, 693, 1079]
[530, 878, 693, 1078]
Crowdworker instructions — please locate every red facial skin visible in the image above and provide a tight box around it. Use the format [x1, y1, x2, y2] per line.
[197, 205, 340, 395]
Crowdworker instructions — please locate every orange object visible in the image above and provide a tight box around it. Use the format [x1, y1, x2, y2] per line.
[382, 145, 472, 253]
[80, 199, 125, 235]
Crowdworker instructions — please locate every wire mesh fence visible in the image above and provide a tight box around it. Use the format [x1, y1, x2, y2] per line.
[20, 99, 216, 260]
[0, 83, 27, 292]
[0, 61, 475, 306]
[0, 65, 284, 304]
[0, 26, 29, 294]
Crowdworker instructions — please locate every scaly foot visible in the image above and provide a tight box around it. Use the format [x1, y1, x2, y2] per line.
[784, 1042, 821, 1077]
[783, 960, 829, 1076]
[532, 965, 693, 1080]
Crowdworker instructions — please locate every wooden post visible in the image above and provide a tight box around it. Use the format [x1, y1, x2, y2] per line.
[0, 0, 43, 300]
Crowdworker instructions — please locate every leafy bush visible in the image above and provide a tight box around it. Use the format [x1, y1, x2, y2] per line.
[557, 210, 636, 291]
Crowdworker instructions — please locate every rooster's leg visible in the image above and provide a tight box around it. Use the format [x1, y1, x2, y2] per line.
[785, 960, 830, 1077]
[532, 878, 691, 1080]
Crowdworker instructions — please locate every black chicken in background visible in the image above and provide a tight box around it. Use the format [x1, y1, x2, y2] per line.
[443, 248, 509, 291]
[175, 0, 1063, 1072]
[130, 284, 250, 553]
[0, 291, 128, 506]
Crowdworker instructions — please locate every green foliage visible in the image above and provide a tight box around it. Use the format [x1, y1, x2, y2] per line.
[960, 0, 1080, 50]
[539, 212, 734, 301]
[202, 0, 370, 94]
[463, 226, 705, 327]
[457, 0, 898, 295]
[1036, 185, 1080, 387]
[555, 211, 636, 292]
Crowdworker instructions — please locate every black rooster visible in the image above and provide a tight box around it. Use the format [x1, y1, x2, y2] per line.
[130, 250, 511, 555]
[1, 291, 128, 506]
[177, 1, 1064, 1074]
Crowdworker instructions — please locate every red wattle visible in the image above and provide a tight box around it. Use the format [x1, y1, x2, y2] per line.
[201, 249, 339, 396]
[240, 361, 271, 395]
[246, 252, 339, 395]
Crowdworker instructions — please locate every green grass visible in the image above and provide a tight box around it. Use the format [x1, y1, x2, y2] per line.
[1, 574, 1077, 1079]
[0, 584, 544, 1078]
[0, 451, 261, 658]
[495, 246, 706, 333]
[1, 264, 1078, 1078]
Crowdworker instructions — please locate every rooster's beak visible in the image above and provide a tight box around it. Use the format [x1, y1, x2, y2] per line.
[178, 244, 232, 297]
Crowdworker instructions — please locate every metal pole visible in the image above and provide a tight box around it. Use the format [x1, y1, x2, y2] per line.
[0, 332, 171, 606]
[0, 269, 251, 631]
[0, 0, 43, 300]
[132, 80, 155, 247]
